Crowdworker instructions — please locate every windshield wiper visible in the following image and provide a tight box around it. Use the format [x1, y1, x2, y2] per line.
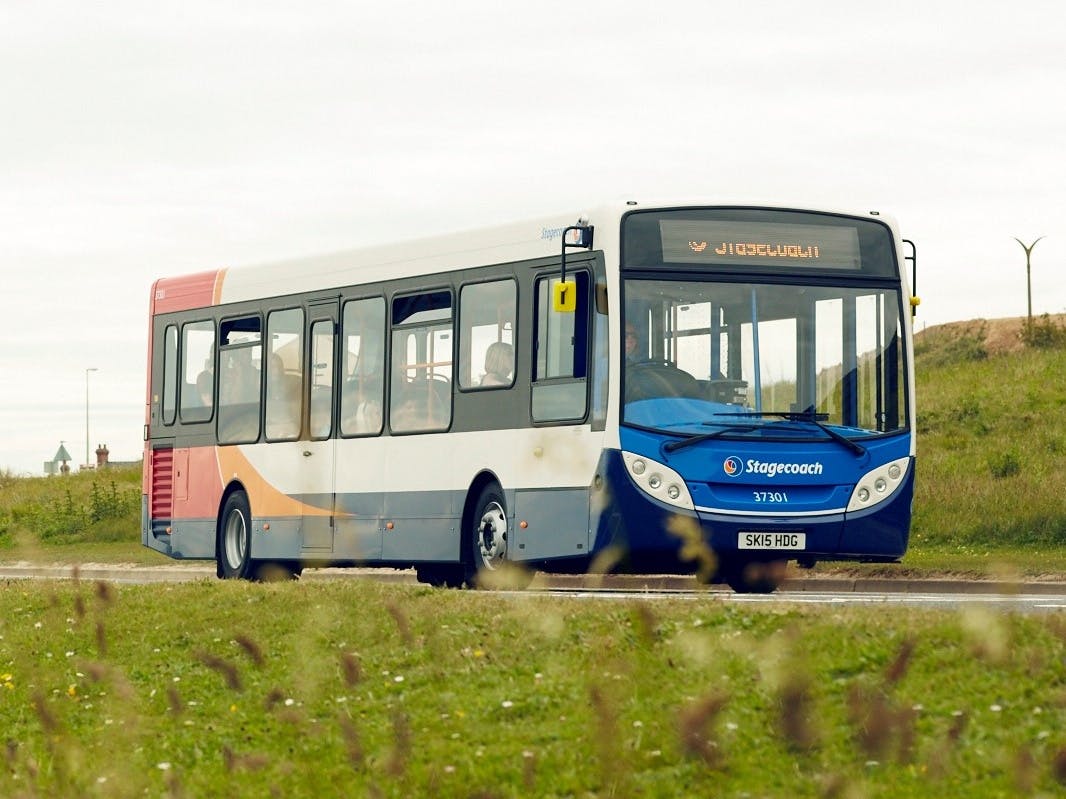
[716, 410, 868, 456]
[662, 424, 759, 453]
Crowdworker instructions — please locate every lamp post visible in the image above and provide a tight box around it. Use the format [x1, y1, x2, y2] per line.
[1013, 236, 1046, 323]
[85, 367, 98, 468]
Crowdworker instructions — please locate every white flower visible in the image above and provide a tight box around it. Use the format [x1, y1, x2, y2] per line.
[501, 700, 513, 708]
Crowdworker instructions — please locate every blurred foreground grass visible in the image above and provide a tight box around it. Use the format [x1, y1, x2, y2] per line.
[2, 578, 1066, 797]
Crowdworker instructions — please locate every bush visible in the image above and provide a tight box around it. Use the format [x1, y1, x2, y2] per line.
[1021, 313, 1066, 349]
[988, 451, 1021, 479]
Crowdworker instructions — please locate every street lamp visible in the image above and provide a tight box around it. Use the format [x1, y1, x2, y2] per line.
[1013, 236, 1046, 323]
[85, 367, 98, 468]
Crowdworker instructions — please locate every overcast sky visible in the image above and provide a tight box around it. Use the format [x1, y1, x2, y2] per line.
[2, 0, 1064, 475]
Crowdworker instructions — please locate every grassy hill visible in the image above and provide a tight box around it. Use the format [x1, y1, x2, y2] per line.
[909, 314, 1066, 561]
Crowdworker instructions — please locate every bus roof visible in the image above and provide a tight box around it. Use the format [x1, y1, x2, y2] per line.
[149, 200, 900, 314]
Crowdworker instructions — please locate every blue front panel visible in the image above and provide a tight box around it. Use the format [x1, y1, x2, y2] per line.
[592, 427, 914, 568]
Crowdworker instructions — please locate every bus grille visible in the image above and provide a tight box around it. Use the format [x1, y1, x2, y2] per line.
[151, 448, 173, 535]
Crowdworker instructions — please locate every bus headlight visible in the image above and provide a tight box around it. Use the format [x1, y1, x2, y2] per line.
[621, 451, 694, 511]
[847, 457, 910, 512]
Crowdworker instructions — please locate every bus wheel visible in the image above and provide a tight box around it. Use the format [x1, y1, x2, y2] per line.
[717, 555, 785, 594]
[472, 484, 508, 574]
[468, 484, 532, 589]
[415, 565, 466, 589]
[218, 491, 255, 580]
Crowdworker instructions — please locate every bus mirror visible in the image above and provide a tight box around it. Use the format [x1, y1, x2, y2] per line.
[595, 282, 608, 314]
[553, 280, 577, 313]
[560, 221, 594, 291]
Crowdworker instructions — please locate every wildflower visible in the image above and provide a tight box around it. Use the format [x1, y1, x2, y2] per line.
[394, 676, 404, 683]
[67, 685, 77, 698]
[501, 700, 514, 708]
[157, 762, 171, 771]
[990, 704, 1002, 712]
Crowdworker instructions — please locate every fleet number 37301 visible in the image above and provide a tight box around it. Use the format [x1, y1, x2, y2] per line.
[753, 491, 789, 502]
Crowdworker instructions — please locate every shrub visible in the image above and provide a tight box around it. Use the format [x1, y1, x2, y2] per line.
[1021, 313, 1066, 349]
[988, 451, 1021, 480]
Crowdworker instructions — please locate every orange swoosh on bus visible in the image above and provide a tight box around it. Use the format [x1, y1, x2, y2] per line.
[215, 446, 333, 518]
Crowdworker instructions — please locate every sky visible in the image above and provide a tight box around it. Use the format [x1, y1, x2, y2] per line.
[2, 0, 1064, 475]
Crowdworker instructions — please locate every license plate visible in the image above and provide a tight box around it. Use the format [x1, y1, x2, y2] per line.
[738, 532, 806, 550]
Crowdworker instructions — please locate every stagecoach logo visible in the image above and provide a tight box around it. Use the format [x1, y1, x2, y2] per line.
[723, 456, 825, 478]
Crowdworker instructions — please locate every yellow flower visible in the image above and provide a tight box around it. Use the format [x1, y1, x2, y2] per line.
[67, 685, 77, 698]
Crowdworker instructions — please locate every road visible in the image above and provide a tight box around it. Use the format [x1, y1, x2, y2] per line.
[3, 562, 1066, 612]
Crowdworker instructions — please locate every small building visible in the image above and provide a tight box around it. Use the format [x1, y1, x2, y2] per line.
[44, 443, 73, 476]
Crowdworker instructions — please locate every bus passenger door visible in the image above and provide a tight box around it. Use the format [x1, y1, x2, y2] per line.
[299, 306, 339, 553]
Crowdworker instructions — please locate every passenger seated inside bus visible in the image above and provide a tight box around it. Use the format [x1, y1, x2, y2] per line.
[480, 341, 513, 387]
[391, 380, 448, 431]
[196, 370, 214, 407]
[341, 378, 383, 434]
[265, 355, 302, 438]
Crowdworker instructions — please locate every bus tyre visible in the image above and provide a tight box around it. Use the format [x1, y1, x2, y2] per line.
[717, 554, 784, 594]
[218, 491, 255, 580]
[415, 565, 466, 589]
[467, 484, 533, 590]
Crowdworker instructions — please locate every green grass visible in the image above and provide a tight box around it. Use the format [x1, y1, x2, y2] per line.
[3, 578, 1066, 798]
[910, 322, 1066, 556]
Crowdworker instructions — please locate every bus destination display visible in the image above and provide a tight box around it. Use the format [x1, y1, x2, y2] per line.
[660, 220, 862, 269]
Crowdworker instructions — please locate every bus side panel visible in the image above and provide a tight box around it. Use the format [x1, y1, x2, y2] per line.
[381, 490, 459, 561]
[167, 446, 223, 559]
[511, 488, 590, 562]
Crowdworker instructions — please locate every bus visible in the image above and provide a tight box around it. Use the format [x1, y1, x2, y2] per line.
[143, 200, 917, 592]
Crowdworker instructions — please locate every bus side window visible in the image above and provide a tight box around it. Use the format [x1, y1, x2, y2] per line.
[265, 308, 303, 441]
[532, 271, 589, 422]
[217, 316, 263, 444]
[390, 290, 453, 433]
[458, 279, 516, 390]
[161, 324, 178, 426]
[179, 320, 215, 424]
[340, 297, 386, 437]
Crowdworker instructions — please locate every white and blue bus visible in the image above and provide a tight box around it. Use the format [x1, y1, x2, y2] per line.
[143, 200, 917, 592]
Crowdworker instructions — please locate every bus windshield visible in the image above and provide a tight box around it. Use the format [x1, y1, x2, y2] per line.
[622, 278, 908, 440]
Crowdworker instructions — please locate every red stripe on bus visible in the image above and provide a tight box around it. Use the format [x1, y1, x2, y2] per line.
[152, 269, 226, 314]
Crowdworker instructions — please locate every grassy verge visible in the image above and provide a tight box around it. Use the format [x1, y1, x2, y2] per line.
[2, 578, 1065, 797]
